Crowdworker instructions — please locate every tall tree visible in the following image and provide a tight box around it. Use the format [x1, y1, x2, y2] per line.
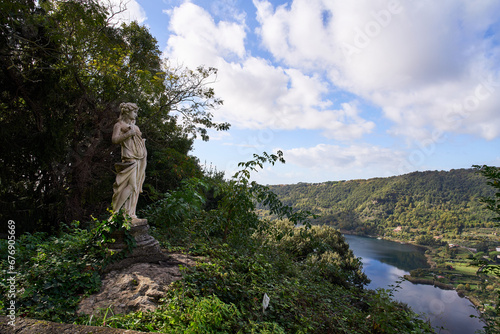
[473, 164, 500, 331]
[473, 165, 500, 223]
[0, 0, 229, 233]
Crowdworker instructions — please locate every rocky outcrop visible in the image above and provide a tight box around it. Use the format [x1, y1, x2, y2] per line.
[0, 249, 200, 333]
[78, 253, 198, 316]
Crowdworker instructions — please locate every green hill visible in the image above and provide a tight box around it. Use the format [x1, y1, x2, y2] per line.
[268, 169, 495, 237]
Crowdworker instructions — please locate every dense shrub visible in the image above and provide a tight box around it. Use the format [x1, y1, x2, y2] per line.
[0, 228, 104, 322]
[273, 222, 369, 288]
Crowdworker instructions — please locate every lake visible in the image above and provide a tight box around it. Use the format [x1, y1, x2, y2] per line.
[344, 234, 485, 334]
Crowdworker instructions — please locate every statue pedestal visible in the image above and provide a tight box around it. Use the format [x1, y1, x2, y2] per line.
[104, 219, 167, 273]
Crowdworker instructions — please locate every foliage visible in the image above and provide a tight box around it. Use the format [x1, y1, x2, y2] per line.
[146, 151, 316, 249]
[473, 165, 500, 223]
[83, 153, 434, 333]
[0, 226, 104, 322]
[145, 176, 210, 247]
[1, 151, 438, 332]
[99, 294, 244, 333]
[271, 222, 369, 288]
[266, 169, 495, 235]
[415, 234, 446, 246]
[87, 225, 434, 333]
[0, 212, 139, 323]
[91, 209, 137, 264]
[0, 0, 228, 234]
[473, 165, 500, 333]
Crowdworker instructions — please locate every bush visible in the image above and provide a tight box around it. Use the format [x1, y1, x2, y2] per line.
[0, 227, 104, 322]
[146, 152, 315, 251]
[94, 235, 433, 333]
[0, 213, 135, 323]
[273, 222, 369, 288]
[415, 234, 445, 246]
[410, 268, 425, 277]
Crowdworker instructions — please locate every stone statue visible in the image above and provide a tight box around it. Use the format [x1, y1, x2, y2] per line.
[111, 102, 147, 221]
[105, 102, 164, 269]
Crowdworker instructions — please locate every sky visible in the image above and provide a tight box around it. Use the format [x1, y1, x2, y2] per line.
[108, 0, 500, 185]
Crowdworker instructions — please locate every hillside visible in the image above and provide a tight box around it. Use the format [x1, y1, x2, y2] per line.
[268, 169, 496, 236]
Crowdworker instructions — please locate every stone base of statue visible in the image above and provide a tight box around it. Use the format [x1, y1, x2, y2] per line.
[104, 219, 167, 273]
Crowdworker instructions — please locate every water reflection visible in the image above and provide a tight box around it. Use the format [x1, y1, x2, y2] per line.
[344, 235, 484, 334]
[345, 235, 429, 271]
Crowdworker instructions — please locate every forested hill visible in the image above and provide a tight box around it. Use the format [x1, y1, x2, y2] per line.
[268, 169, 496, 235]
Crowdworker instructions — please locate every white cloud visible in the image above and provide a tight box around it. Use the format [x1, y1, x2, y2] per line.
[244, 142, 407, 184]
[282, 143, 405, 171]
[254, 0, 500, 141]
[213, 60, 374, 139]
[165, 2, 246, 65]
[254, 0, 335, 68]
[164, 1, 374, 140]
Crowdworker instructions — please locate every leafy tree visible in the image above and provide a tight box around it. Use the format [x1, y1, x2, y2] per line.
[473, 165, 500, 223]
[415, 234, 445, 246]
[147, 151, 315, 249]
[0, 0, 228, 233]
[473, 164, 500, 333]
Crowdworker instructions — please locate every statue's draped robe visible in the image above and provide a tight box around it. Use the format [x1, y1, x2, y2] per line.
[112, 127, 147, 218]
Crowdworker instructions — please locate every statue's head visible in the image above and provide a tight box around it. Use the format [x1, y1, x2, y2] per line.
[119, 102, 139, 121]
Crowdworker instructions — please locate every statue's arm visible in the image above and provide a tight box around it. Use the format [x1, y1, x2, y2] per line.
[112, 122, 135, 144]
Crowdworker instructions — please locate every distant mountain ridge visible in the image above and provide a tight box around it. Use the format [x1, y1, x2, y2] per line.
[268, 169, 495, 235]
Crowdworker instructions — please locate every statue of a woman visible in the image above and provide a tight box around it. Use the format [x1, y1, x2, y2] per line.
[111, 102, 147, 221]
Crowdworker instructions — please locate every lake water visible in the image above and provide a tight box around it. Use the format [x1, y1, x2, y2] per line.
[344, 234, 485, 334]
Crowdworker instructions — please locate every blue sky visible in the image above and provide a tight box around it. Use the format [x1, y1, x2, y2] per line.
[110, 0, 500, 185]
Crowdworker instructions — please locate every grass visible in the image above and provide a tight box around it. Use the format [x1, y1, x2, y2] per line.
[445, 262, 479, 275]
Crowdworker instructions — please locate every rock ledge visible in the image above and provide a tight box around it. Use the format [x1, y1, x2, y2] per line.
[78, 253, 198, 316]
[0, 316, 154, 334]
